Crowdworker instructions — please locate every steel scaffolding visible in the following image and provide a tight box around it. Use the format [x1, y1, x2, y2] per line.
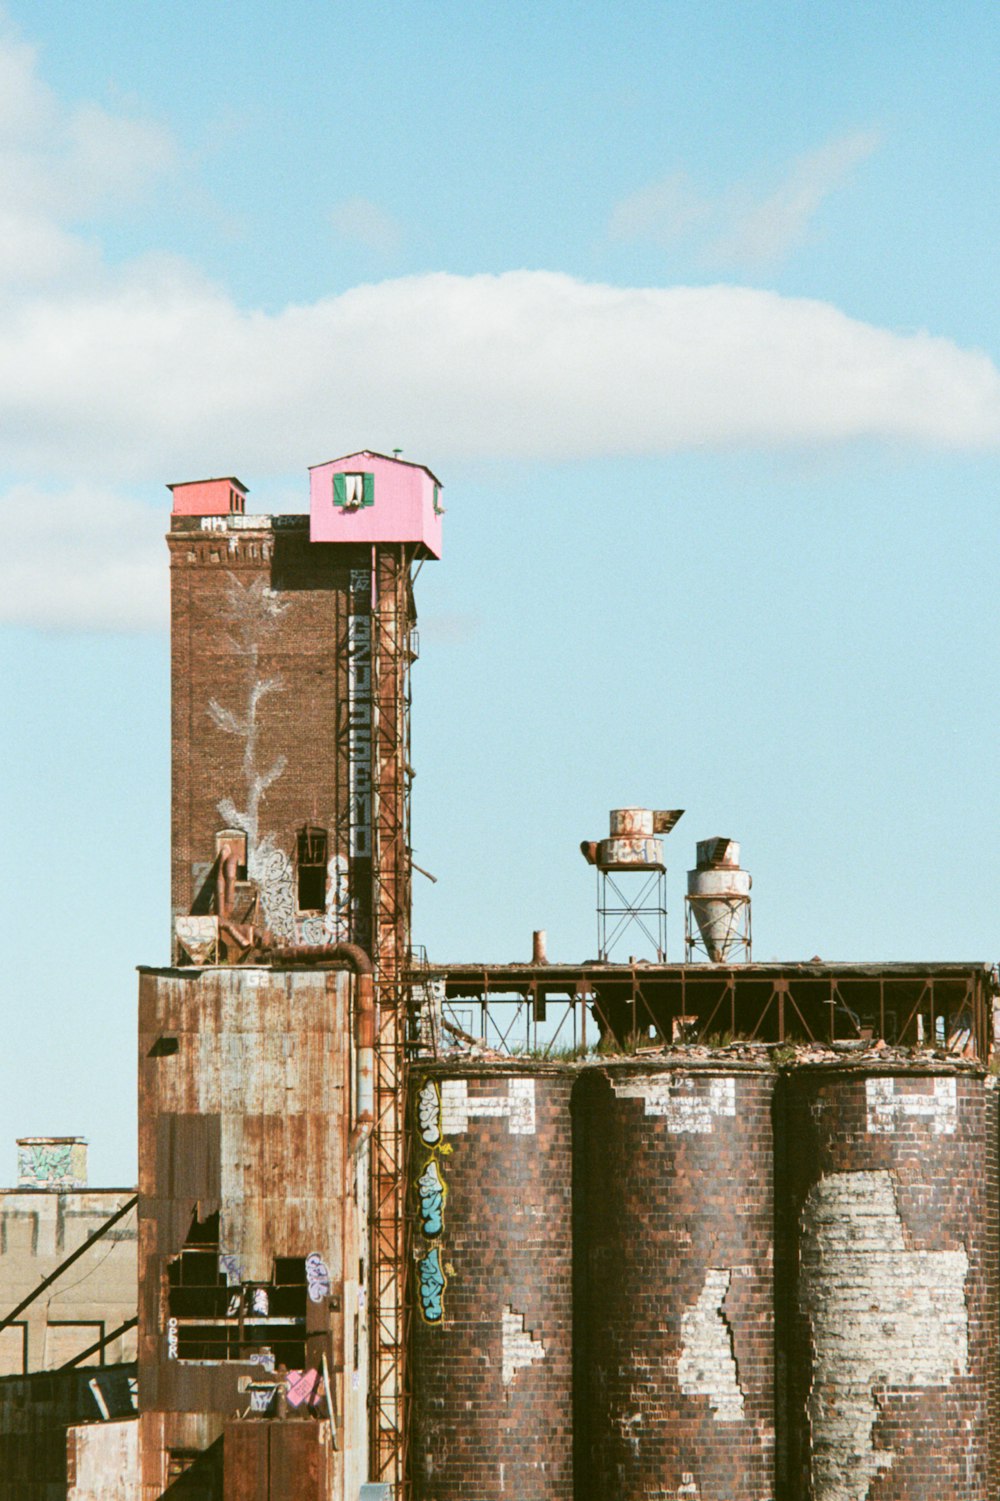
[369, 546, 417, 1497]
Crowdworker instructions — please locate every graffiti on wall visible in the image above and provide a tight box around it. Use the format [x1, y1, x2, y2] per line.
[305, 1252, 331, 1303]
[414, 1080, 452, 1320]
[417, 1079, 442, 1147]
[17, 1141, 83, 1188]
[417, 1158, 446, 1238]
[416, 1248, 446, 1324]
[297, 854, 351, 944]
[209, 574, 296, 940]
[347, 567, 373, 946]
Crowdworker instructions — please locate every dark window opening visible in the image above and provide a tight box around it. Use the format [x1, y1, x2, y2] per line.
[168, 1450, 201, 1480]
[166, 1215, 307, 1366]
[297, 825, 328, 912]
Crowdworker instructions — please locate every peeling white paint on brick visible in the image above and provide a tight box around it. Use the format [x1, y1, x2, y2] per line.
[440, 1077, 536, 1135]
[610, 1074, 736, 1132]
[800, 1170, 968, 1501]
[865, 1076, 957, 1134]
[501, 1305, 545, 1387]
[677, 1268, 745, 1421]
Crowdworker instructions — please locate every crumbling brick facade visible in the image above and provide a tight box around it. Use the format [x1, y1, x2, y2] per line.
[780, 1063, 999, 1501]
[573, 1063, 775, 1501]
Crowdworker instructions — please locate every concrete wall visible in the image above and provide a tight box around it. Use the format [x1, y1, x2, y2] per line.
[0, 1190, 136, 1376]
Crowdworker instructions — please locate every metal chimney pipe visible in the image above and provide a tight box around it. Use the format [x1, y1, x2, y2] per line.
[532, 929, 548, 965]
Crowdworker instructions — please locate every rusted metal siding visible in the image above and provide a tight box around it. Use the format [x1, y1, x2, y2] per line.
[138, 965, 367, 1498]
[223, 1420, 333, 1500]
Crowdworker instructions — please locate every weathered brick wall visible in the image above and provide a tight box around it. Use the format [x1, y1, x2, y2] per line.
[169, 518, 385, 946]
[409, 1065, 575, 1501]
[780, 1065, 998, 1501]
[573, 1063, 775, 1501]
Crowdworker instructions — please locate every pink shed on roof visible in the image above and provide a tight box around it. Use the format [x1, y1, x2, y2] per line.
[308, 451, 443, 558]
[168, 477, 248, 516]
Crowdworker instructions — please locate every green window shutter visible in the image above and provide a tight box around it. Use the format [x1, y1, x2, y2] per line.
[333, 473, 346, 507]
[363, 471, 375, 507]
[433, 484, 442, 515]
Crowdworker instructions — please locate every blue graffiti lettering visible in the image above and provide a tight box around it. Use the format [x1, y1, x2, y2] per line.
[417, 1158, 445, 1237]
[417, 1248, 446, 1323]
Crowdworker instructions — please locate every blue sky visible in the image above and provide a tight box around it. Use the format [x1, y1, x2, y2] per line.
[0, 1, 997, 1184]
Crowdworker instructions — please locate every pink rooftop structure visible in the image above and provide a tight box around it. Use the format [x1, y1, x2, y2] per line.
[308, 450, 443, 558]
[168, 477, 248, 516]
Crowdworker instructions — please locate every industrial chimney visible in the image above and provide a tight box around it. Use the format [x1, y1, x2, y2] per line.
[685, 838, 751, 963]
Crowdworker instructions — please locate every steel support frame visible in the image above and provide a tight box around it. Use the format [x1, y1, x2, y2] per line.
[428, 966, 994, 1062]
[597, 868, 667, 962]
[684, 894, 752, 964]
[369, 545, 416, 1498]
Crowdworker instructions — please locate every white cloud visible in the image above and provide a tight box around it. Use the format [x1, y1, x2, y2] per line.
[2, 270, 998, 485]
[331, 195, 402, 256]
[0, 484, 165, 631]
[0, 36, 996, 633]
[713, 131, 881, 265]
[609, 171, 711, 249]
[0, 24, 174, 286]
[611, 130, 881, 267]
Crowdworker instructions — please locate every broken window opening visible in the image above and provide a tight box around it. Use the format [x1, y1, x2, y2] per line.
[297, 825, 328, 912]
[166, 1212, 307, 1367]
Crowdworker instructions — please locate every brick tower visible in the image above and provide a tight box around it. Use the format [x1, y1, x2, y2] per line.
[139, 453, 442, 1498]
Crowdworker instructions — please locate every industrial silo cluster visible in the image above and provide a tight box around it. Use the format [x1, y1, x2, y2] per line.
[409, 1053, 998, 1501]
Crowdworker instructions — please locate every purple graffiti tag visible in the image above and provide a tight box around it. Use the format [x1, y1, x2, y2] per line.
[305, 1252, 331, 1304]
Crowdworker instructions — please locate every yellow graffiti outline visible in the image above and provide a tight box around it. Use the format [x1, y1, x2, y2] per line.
[416, 1152, 448, 1238]
[416, 1245, 448, 1325]
[412, 1076, 453, 1322]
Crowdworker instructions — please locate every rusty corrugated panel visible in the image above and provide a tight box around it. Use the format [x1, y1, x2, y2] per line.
[139, 967, 356, 1488]
[223, 1422, 269, 1501]
[269, 1422, 331, 1499]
